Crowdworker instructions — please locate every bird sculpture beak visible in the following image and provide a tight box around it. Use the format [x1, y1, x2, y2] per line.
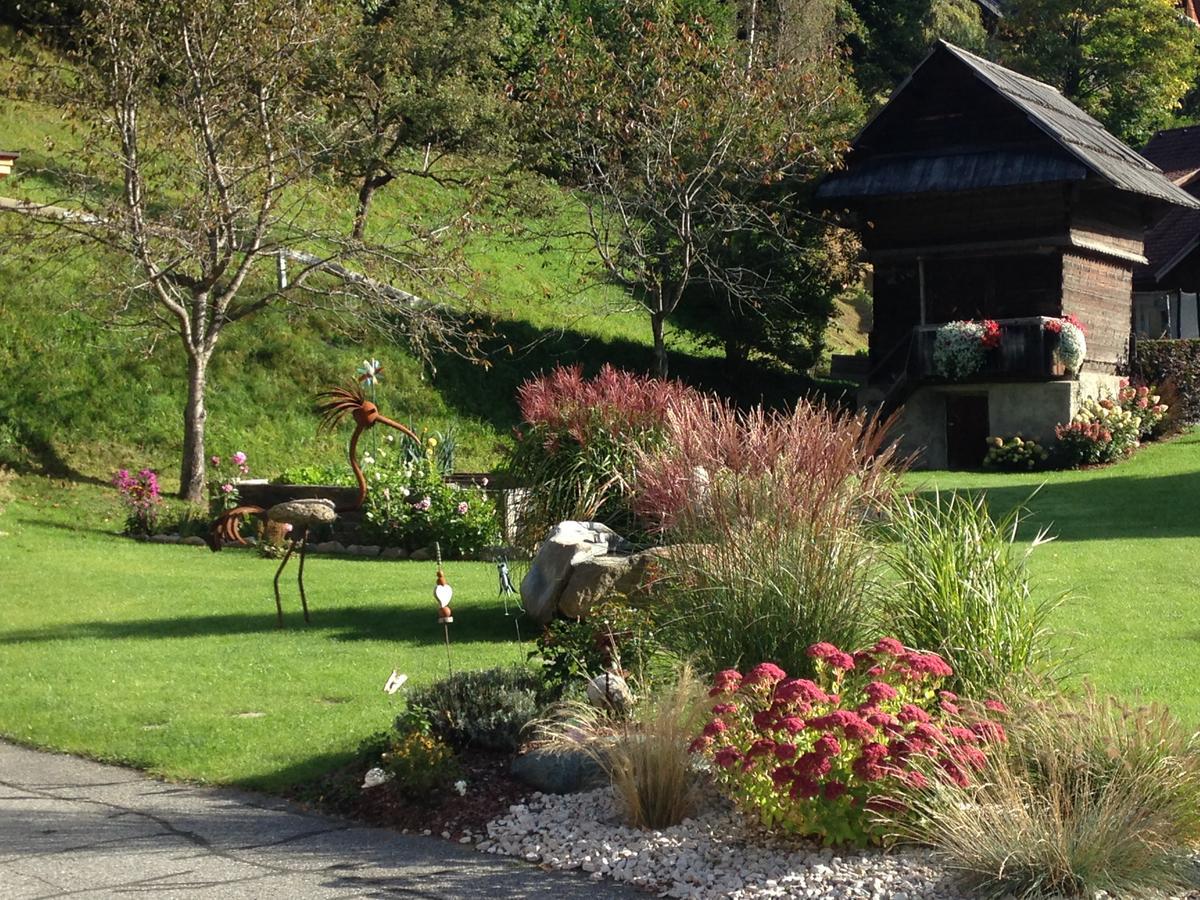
[374, 413, 420, 445]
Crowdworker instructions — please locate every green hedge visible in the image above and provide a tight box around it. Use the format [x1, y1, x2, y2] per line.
[1133, 339, 1200, 425]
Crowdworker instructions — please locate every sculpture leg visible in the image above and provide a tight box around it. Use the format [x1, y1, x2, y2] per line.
[296, 526, 311, 624]
[273, 540, 296, 629]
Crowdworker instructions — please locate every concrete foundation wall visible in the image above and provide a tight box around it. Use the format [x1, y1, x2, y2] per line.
[868, 374, 1123, 469]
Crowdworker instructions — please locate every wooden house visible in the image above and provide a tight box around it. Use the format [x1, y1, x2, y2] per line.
[1133, 124, 1200, 338]
[817, 42, 1198, 468]
[0, 152, 17, 179]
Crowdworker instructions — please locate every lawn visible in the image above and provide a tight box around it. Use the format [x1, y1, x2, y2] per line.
[4, 430, 1200, 792]
[910, 428, 1200, 726]
[0, 474, 527, 790]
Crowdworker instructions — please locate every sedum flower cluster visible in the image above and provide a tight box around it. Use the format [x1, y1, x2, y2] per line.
[692, 639, 1006, 847]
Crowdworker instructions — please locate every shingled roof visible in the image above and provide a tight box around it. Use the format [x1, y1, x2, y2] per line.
[1137, 126, 1200, 282]
[819, 42, 1200, 210]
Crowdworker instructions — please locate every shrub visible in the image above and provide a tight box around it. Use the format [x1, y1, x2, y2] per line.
[272, 462, 354, 486]
[111, 467, 163, 536]
[695, 641, 1006, 846]
[933, 320, 987, 380]
[406, 666, 548, 752]
[983, 435, 1047, 471]
[504, 364, 699, 550]
[1133, 337, 1200, 425]
[206, 450, 250, 514]
[892, 688, 1200, 898]
[1117, 380, 1169, 438]
[879, 492, 1062, 696]
[531, 595, 666, 699]
[633, 398, 903, 678]
[359, 437, 499, 557]
[1054, 420, 1114, 466]
[379, 728, 461, 798]
[535, 666, 710, 829]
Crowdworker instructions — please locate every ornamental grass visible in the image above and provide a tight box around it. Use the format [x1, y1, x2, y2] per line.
[890, 688, 1200, 898]
[533, 665, 711, 829]
[878, 491, 1063, 696]
[632, 397, 903, 679]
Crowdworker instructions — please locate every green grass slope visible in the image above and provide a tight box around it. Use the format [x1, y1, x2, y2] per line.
[0, 32, 854, 484]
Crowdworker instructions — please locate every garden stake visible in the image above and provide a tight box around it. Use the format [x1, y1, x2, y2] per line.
[496, 557, 516, 616]
[208, 382, 422, 627]
[433, 542, 454, 676]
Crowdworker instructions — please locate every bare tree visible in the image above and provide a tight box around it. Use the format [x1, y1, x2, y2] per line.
[6, 0, 481, 501]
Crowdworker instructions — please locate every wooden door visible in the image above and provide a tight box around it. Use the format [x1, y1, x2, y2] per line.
[946, 395, 989, 469]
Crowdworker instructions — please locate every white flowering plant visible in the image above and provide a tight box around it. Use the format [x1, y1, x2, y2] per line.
[932, 321, 987, 380]
[360, 438, 499, 557]
[1043, 317, 1087, 373]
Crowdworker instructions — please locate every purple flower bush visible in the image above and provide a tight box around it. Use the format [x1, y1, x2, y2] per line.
[111, 468, 163, 536]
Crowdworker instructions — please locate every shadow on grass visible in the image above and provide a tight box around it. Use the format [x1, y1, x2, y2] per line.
[915, 469, 1200, 542]
[0, 603, 535, 647]
[428, 313, 856, 436]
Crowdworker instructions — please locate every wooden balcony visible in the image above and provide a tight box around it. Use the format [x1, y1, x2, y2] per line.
[909, 316, 1072, 383]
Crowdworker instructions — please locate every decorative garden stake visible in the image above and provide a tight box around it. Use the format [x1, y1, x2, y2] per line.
[356, 358, 383, 455]
[433, 543, 455, 676]
[207, 382, 420, 627]
[496, 557, 516, 615]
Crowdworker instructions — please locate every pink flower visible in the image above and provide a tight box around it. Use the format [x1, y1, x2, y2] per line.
[710, 669, 743, 694]
[283, 523, 294, 533]
[745, 662, 787, 686]
[774, 742, 797, 761]
[774, 678, 826, 704]
[221, 483, 234, 494]
[823, 780, 848, 801]
[713, 746, 741, 768]
[232, 451, 247, 466]
[687, 736, 712, 754]
[416, 496, 432, 511]
[984, 699, 1008, 713]
[904, 652, 953, 678]
[807, 642, 856, 671]
[779, 716, 806, 734]
[813, 734, 841, 757]
[702, 718, 728, 738]
[864, 681, 898, 704]
[711, 702, 738, 716]
[747, 738, 777, 758]
[456, 501, 469, 515]
[872, 637, 905, 656]
[210, 455, 221, 466]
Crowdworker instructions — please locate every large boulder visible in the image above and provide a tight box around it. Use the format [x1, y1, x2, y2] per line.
[520, 521, 620, 624]
[557, 553, 653, 618]
[510, 748, 606, 794]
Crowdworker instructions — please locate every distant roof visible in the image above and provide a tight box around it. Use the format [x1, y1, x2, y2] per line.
[820, 42, 1200, 210]
[973, 0, 1005, 17]
[1138, 126, 1200, 281]
[0, 151, 18, 159]
[1141, 124, 1200, 185]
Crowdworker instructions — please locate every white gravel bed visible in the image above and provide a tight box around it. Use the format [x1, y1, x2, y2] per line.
[479, 787, 963, 899]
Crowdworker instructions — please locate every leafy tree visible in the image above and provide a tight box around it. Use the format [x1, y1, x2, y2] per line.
[315, 0, 511, 240]
[846, 0, 987, 100]
[6, 0, 480, 500]
[1000, 0, 1200, 145]
[530, 0, 860, 376]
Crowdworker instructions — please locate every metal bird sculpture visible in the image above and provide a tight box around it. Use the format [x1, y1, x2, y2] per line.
[207, 382, 420, 627]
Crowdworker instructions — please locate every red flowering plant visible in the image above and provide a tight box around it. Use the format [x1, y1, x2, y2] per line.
[979, 319, 1002, 350]
[691, 639, 1007, 846]
[111, 467, 163, 536]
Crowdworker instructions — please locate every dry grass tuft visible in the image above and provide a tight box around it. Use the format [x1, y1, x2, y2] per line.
[891, 688, 1200, 898]
[534, 665, 711, 829]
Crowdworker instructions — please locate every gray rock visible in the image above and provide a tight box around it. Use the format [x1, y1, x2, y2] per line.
[312, 540, 344, 554]
[409, 545, 436, 562]
[558, 553, 651, 618]
[520, 521, 620, 624]
[267, 498, 338, 527]
[181, 535, 207, 546]
[347, 544, 381, 557]
[149, 533, 179, 543]
[510, 749, 606, 795]
[380, 546, 409, 560]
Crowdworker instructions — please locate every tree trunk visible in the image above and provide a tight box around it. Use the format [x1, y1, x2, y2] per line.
[723, 335, 749, 372]
[651, 311, 668, 378]
[352, 178, 377, 242]
[179, 349, 210, 503]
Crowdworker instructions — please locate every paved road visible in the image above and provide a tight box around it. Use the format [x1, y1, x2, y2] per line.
[0, 741, 638, 898]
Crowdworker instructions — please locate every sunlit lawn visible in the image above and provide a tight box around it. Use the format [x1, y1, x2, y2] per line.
[0, 475, 527, 790]
[910, 428, 1200, 726]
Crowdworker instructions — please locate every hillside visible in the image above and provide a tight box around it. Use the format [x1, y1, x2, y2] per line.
[0, 29, 862, 486]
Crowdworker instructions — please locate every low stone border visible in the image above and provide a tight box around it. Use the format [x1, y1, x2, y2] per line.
[128, 533, 528, 562]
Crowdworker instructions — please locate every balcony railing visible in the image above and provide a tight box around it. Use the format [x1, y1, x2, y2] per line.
[909, 316, 1071, 382]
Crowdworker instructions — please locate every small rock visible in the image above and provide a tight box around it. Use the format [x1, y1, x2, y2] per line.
[312, 541, 344, 554]
[380, 546, 409, 560]
[409, 545, 436, 562]
[346, 544, 381, 557]
[181, 535, 207, 546]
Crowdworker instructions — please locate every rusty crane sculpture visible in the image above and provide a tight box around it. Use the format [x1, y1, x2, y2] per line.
[208, 384, 419, 627]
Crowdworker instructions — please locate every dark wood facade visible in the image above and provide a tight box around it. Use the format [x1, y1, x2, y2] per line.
[818, 42, 1198, 388]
